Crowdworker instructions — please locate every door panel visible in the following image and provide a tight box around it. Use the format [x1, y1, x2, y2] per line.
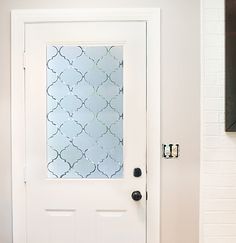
[25, 21, 146, 243]
[46, 210, 76, 243]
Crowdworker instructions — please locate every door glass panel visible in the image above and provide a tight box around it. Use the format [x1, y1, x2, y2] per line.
[46, 45, 123, 179]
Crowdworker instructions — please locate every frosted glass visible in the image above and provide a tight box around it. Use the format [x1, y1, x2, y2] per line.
[46, 45, 123, 178]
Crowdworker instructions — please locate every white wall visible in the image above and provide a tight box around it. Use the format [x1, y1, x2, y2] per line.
[0, 1, 200, 243]
[201, 0, 236, 242]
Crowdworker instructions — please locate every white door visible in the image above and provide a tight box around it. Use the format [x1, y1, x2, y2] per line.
[24, 21, 146, 243]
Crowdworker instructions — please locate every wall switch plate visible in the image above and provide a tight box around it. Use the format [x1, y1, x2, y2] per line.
[162, 144, 179, 159]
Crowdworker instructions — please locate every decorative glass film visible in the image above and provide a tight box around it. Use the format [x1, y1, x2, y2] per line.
[46, 45, 123, 178]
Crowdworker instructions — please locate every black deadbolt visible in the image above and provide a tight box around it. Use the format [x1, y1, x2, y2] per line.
[131, 191, 142, 201]
[133, 168, 142, 177]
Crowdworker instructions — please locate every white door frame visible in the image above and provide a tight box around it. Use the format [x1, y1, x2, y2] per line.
[11, 8, 160, 243]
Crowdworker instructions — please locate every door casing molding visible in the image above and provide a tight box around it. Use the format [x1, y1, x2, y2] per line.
[11, 8, 160, 243]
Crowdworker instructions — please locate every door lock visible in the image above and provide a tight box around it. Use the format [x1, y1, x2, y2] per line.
[133, 168, 142, 177]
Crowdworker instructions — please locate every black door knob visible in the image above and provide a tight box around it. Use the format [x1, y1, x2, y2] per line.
[131, 191, 142, 201]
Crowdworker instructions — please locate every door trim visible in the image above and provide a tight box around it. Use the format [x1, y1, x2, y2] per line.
[11, 8, 160, 243]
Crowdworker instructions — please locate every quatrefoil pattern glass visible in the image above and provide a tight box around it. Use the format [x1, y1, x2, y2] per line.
[46, 45, 123, 178]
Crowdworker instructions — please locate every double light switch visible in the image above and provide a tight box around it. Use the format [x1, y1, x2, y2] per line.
[162, 144, 179, 159]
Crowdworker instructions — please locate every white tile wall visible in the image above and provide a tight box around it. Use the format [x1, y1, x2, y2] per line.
[201, 0, 236, 242]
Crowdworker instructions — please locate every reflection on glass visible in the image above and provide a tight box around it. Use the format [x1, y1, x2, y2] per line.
[46, 45, 123, 178]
